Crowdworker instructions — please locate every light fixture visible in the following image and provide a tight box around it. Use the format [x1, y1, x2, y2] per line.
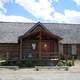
[32, 43, 36, 50]
[44, 44, 47, 47]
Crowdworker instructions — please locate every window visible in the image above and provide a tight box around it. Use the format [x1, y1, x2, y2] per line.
[64, 44, 72, 55]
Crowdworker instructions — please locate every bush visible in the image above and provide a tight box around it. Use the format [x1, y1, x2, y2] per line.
[0, 60, 17, 66]
[0, 60, 10, 66]
[60, 54, 65, 60]
[66, 60, 72, 66]
[57, 61, 64, 66]
[65, 66, 69, 71]
[0, 60, 36, 68]
[0, 59, 46, 68]
[57, 60, 73, 67]
[0, 59, 73, 68]
[16, 60, 36, 68]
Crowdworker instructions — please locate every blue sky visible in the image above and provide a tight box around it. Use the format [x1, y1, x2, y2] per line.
[0, 0, 80, 23]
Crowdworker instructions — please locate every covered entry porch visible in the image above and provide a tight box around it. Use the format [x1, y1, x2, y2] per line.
[19, 28, 62, 60]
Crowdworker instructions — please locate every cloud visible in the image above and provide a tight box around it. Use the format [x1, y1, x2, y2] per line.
[0, 0, 80, 23]
[0, 0, 34, 22]
[53, 10, 80, 24]
[15, 0, 80, 24]
[0, 11, 34, 22]
[15, 0, 54, 20]
[53, 12, 64, 22]
[64, 10, 80, 23]
[0, 15, 34, 22]
[73, 0, 80, 5]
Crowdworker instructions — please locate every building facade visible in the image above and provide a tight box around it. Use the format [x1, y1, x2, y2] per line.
[0, 22, 80, 60]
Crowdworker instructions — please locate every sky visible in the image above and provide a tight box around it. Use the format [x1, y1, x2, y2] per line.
[0, 0, 80, 24]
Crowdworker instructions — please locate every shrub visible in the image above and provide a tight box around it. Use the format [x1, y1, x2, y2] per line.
[57, 60, 73, 67]
[0, 59, 36, 67]
[60, 54, 65, 60]
[0, 60, 10, 66]
[16, 60, 36, 68]
[57, 61, 64, 66]
[0, 60, 17, 66]
[65, 66, 69, 71]
[66, 60, 72, 66]
[0, 59, 46, 68]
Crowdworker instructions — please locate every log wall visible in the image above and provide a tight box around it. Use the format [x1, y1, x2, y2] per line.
[0, 43, 19, 60]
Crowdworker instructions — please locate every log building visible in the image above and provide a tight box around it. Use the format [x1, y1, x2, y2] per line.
[0, 22, 80, 60]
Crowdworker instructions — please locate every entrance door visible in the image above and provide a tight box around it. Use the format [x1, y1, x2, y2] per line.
[41, 41, 50, 52]
[38, 40, 50, 58]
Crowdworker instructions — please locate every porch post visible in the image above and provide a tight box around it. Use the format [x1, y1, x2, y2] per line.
[20, 38, 22, 60]
[39, 31, 42, 60]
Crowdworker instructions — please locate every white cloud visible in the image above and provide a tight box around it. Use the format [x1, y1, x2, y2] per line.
[0, 0, 80, 23]
[0, 15, 34, 22]
[0, 11, 34, 22]
[15, 0, 80, 24]
[0, 0, 34, 22]
[15, 0, 54, 20]
[64, 10, 80, 23]
[53, 10, 80, 24]
[73, 0, 80, 5]
[53, 12, 64, 22]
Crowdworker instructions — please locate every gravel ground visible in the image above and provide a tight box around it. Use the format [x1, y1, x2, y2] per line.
[0, 60, 80, 80]
[0, 69, 80, 80]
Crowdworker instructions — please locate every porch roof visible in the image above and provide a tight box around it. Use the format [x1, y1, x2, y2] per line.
[0, 22, 80, 44]
[20, 30, 62, 40]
